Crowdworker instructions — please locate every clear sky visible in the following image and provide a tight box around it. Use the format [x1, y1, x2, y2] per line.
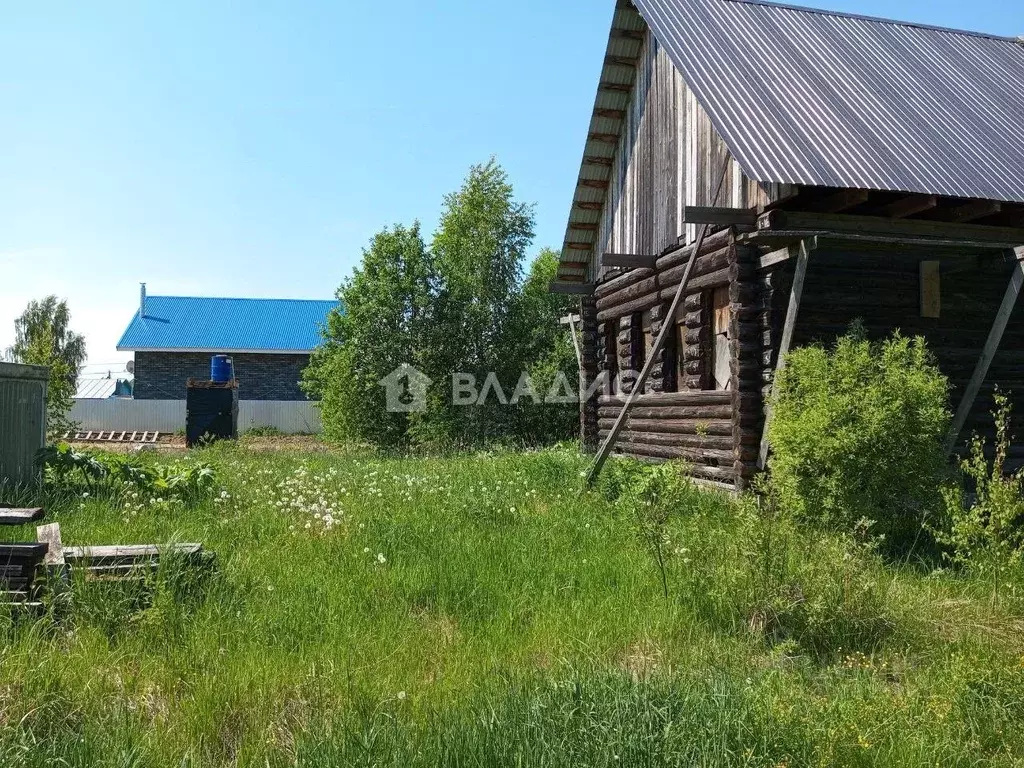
[1, 0, 1018, 379]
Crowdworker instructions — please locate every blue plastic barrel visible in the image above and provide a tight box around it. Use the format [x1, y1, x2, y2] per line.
[210, 355, 234, 383]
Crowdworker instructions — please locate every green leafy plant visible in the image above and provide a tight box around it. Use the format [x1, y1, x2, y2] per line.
[939, 389, 1024, 573]
[767, 328, 951, 552]
[37, 445, 217, 505]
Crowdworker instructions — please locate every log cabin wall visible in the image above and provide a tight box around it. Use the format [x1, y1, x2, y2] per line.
[591, 29, 786, 280]
[761, 247, 1024, 472]
[594, 228, 755, 488]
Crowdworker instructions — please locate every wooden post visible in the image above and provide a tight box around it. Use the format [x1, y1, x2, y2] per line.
[560, 313, 584, 376]
[584, 156, 732, 487]
[758, 238, 815, 470]
[36, 522, 71, 609]
[944, 247, 1024, 457]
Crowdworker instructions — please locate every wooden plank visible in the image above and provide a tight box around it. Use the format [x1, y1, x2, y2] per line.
[602, 253, 658, 269]
[920, 261, 941, 318]
[549, 282, 596, 295]
[0, 508, 45, 526]
[944, 249, 1024, 456]
[36, 523, 65, 566]
[64, 543, 204, 561]
[681, 205, 757, 227]
[758, 238, 815, 470]
[756, 239, 817, 270]
[586, 155, 733, 487]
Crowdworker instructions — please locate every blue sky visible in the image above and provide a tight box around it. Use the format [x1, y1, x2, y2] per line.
[1, 0, 1018, 375]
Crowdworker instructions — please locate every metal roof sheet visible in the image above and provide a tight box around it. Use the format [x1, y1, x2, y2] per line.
[117, 296, 340, 353]
[632, 0, 1024, 203]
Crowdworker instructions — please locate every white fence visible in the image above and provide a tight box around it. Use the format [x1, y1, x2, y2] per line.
[68, 399, 322, 435]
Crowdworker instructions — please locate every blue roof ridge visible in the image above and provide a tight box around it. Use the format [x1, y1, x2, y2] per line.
[720, 0, 1018, 43]
[147, 295, 336, 303]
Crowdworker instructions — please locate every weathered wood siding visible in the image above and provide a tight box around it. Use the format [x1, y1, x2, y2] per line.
[594, 30, 783, 277]
[593, 229, 758, 487]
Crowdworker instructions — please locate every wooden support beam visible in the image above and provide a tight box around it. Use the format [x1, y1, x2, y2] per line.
[758, 238, 816, 470]
[597, 80, 632, 93]
[944, 248, 1024, 456]
[550, 281, 596, 295]
[585, 155, 732, 488]
[565, 242, 593, 251]
[762, 210, 1024, 246]
[803, 188, 870, 213]
[587, 132, 620, 144]
[560, 314, 585, 376]
[579, 179, 610, 189]
[756, 238, 817, 270]
[594, 108, 626, 120]
[575, 201, 604, 211]
[681, 205, 757, 227]
[569, 223, 598, 232]
[874, 194, 938, 219]
[583, 156, 614, 167]
[559, 261, 590, 269]
[936, 200, 1002, 223]
[602, 252, 658, 269]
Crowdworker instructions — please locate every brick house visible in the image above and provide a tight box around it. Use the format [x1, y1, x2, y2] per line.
[117, 288, 339, 401]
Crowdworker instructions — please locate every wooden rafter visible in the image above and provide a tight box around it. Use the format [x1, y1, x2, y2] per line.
[583, 156, 615, 167]
[579, 179, 610, 190]
[935, 200, 1002, 223]
[587, 132, 620, 144]
[803, 188, 870, 213]
[598, 81, 632, 93]
[594, 108, 626, 120]
[604, 55, 638, 68]
[873, 194, 938, 219]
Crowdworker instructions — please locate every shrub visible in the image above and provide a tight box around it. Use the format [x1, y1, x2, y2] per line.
[939, 389, 1024, 572]
[767, 328, 950, 550]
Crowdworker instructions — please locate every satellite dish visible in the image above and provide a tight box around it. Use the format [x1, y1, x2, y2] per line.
[126, 360, 135, 374]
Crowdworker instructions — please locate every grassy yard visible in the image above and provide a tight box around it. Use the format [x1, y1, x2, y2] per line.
[2, 441, 1024, 766]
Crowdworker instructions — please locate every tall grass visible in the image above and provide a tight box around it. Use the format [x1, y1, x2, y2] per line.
[1, 444, 1022, 766]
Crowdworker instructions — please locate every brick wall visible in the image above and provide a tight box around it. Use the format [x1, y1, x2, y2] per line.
[133, 352, 312, 401]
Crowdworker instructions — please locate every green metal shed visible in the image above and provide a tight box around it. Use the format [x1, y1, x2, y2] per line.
[0, 362, 48, 489]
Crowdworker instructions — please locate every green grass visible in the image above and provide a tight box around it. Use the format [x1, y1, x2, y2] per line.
[2, 443, 1023, 766]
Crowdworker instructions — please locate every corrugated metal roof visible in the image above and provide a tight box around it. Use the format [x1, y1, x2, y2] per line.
[74, 377, 133, 399]
[117, 296, 340, 353]
[633, 0, 1024, 203]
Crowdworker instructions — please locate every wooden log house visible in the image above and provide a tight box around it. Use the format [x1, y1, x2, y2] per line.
[553, 0, 1024, 491]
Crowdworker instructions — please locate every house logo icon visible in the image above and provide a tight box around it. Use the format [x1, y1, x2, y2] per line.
[379, 364, 432, 413]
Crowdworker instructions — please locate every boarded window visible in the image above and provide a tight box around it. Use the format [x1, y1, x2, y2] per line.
[920, 261, 941, 318]
[710, 286, 732, 391]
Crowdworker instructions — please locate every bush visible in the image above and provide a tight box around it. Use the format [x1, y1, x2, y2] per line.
[767, 328, 950, 550]
[940, 389, 1024, 572]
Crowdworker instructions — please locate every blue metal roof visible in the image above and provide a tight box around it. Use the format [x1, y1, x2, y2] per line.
[117, 296, 340, 353]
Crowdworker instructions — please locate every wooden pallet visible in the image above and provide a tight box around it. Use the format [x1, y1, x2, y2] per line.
[63, 430, 161, 444]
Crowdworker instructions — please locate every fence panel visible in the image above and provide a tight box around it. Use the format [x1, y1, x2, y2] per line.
[68, 400, 322, 435]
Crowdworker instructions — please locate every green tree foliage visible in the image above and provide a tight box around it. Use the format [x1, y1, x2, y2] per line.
[303, 223, 433, 448]
[306, 160, 579, 449]
[939, 389, 1024, 572]
[767, 328, 950, 550]
[6, 296, 87, 435]
[419, 159, 538, 445]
